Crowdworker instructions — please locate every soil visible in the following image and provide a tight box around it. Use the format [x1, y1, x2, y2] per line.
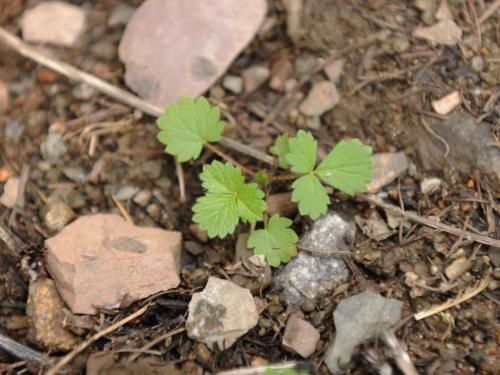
[0, 0, 499, 374]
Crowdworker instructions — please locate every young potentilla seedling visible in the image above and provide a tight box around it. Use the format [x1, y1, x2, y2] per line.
[156, 96, 373, 267]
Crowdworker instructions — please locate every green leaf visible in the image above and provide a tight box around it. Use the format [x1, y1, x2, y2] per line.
[192, 161, 266, 238]
[270, 133, 290, 169]
[247, 215, 298, 267]
[255, 170, 269, 185]
[156, 96, 224, 162]
[285, 130, 317, 173]
[316, 139, 373, 195]
[290, 174, 329, 220]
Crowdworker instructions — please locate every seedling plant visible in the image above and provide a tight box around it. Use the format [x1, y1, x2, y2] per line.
[156, 97, 373, 267]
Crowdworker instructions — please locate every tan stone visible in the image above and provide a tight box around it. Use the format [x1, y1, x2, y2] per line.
[432, 91, 460, 115]
[46, 214, 182, 314]
[21, 1, 86, 47]
[0, 177, 20, 208]
[26, 278, 76, 351]
[367, 152, 408, 193]
[282, 313, 320, 358]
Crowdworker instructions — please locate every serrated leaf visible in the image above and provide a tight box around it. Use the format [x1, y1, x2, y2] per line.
[285, 130, 317, 173]
[192, 161, 266, 238]
[316, 139, 373, 195]
[156, 96, 224, 162]
[290, 174, 329, 220]
[192, 193, 238, 238]
[247, 215, 298, 267]
[270, 133, 290, 169]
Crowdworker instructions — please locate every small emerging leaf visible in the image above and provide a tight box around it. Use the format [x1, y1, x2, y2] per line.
[156, 96, 224, 162]
[286, 130, 317, 173]
[263, 368, 310, 375]
[247, 215, 298, 267]
[270, 133, 290, 169]
[255, 170, 269, 185]
[192, 161, 266, 238]
[316, 139, 373, 195]
[290, 174, 329, 220]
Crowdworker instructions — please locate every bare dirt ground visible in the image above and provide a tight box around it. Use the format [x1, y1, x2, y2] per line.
[0, 0, 499, 374]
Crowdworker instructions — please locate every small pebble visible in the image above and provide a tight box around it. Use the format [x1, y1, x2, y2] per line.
[40, 133, 67, 162]
[184, 241, 204, 256]
[242, 65, 270, 93]
[72, 83, 97, 101]
[133, 189, 152, 207]
[222, 75, 243, 95]
[0, 177, 20, 208]
[42, 199, 75, 232]
[420, 177, 442, 194]
[471, 56, 484, 72]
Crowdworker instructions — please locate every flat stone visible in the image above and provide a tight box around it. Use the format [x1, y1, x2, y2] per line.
[366, 152, 408, 193]
[325, 290, 403, 374]
[413, 110, 500, 183]
[186, 277, 258, 350]
[119, 0, 267, 106]
[282, 313, 320, 358]
[299, 81, 340, 117]
[26, 278, 76, 351]
[274, 212, 353, 305]
[414, 19, 462, 46]
[45, 214, 182, 314]
[21, 1, 86, 47]
[432, 91, 460, 115]
[1, 177, 20, 209]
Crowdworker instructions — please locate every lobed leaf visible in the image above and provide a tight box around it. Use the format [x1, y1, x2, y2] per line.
[290, 174, 329, 220]
[270, 133, 290, 169]
[285, 130, 317, 173]
[316, 139, 373, 195]
[156, 96, 224, 162]
[192, 161, 266, 238]
[247, 215, 298, 267]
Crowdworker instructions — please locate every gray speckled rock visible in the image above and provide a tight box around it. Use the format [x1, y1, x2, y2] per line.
[325, 290, 403, 374]
[273, 212, 355, 305]
[186, 277, 258, 350]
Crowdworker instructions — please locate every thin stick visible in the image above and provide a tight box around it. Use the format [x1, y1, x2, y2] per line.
[46, 305, 148, 375]
[478, 0, 500, 24]
[111, 194, 134, 224]
[175, 158, 186, 203]
[0, 334, 44, 362]
[381, 330, 419, 375]
[128, 326, 185, 362]
[420, 118, 450, 161]
[204, 142, 255, 176]
[361, 194, 500, 248]
[0, 26, 273, 165]
[414, 276, 489, 320]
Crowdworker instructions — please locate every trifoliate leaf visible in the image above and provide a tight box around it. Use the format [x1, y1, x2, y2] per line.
[270, 133, 290, 169]
[192, 161, 266, 238]
[290, 174, 329, 220]
[156, 96, 224, 162]
[316, 139, 373, 195]
[247, 215, 298, 267]
[285, 130, 317, 173]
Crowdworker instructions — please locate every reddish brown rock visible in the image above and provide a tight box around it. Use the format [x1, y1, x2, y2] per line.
[119, 0, 267, 106]
[26, 278, 76, 351]
[46, 214, 182, 314]
[282, 313, 319, 358]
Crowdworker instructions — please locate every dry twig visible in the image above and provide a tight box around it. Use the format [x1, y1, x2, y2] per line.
[414, 276, 489, 320]
[46, 305, 148, 375]
[0, 334, 44, 362]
